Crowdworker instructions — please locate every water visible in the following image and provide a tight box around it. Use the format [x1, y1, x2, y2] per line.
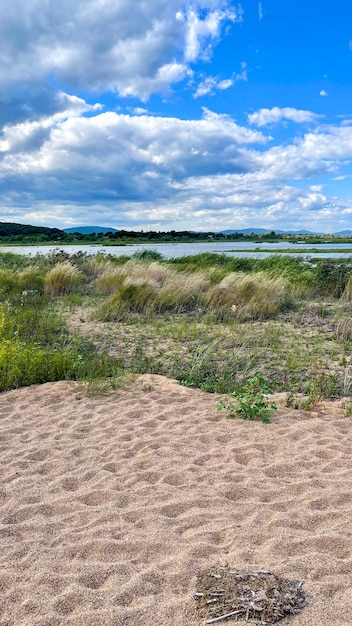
[1, 241, 352, 259]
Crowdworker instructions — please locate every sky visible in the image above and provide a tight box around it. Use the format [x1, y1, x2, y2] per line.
[1, 0, 352, 233]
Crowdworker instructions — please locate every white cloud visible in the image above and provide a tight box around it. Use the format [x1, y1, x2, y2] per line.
[0, 109, 268, 204]
[258, 2, 263, 20]
[248, 106, 321, 126]
[2, 104, 352, 232]
[0, 0, 241, 108]
[217, 79, 234, 90]
[193, 62, 246, 98]
[0, 93, 102, 154]
[131, 107, 150, 115]
[235, 61, 248, 82]
[194, 75, 233, 97]
[183, 3, 242, 62]
[320, 89, 328, 97]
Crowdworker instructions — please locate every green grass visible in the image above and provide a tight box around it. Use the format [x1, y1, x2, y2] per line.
[1, 250, 352, 406]
[229, 247, 352, 254]
[0, 289, 125, 393]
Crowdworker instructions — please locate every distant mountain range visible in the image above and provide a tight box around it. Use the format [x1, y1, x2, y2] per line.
[63, 226, 118, 234]
[63, 225, 352, 236]
[220, 228, 317, 235]
[221, 228, 352, 236]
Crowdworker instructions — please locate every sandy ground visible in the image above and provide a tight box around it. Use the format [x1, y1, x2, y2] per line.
[1, 374, 352, 625]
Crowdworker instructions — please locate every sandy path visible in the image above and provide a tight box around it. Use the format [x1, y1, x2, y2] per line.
[0, 375, 352, 625]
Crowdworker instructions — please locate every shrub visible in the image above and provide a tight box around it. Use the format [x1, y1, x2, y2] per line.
[0, 266, 44, 295]
[169, 253, 256, 273]
[44, 262, 81, 295]
[314, 259, 352, 298]
[133, 249, 164, 261]
[0, 252, 30, 270]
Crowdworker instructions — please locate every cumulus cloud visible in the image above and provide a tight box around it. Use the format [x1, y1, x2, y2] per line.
[248, 106, 321, 126]
[183, 3, 242, 62]
[2, 102, 352, 232]
[0, 0, 241, 109]
[0, 109, 269, 214]
[258, 2, 263, 20]
[320, 89, 328, 97]
[0, 94, 102, 154]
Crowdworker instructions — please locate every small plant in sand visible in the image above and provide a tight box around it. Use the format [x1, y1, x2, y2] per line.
[217, 373, 277, 423]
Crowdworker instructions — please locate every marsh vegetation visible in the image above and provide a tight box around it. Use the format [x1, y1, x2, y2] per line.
[1, 249, 352, 415]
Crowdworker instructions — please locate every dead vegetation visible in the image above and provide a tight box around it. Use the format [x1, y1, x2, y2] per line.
[194, 565, 308, 624]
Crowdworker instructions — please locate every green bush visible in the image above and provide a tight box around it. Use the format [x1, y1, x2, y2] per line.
[314, 259, 352, 298]
[0, 252, 30, 270]
[133, 249, 164, 261]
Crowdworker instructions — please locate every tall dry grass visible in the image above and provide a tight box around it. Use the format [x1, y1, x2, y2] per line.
[44, 262, 81, 295]
[207, 272, 292, 320]
[342, 276, 352, 301]
[94, 260, 210, 318]
[93, 261, 292, 320]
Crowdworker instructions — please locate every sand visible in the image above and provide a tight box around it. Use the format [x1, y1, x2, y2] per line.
[0, 374, 352, 626]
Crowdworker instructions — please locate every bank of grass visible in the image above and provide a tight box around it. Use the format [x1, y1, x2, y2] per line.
[0, 290, 125, 393]
[230, 247, 352, 254]
[1, 250, 352, 403]
[77, 306, 344, 399]
[92, 258, 293, 320]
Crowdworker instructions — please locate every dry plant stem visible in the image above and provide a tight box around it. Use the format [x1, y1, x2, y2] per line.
[206, 610, 243, 624]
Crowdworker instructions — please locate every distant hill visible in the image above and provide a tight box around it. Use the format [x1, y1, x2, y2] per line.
[0, 221, 65, 239]
[334, 230, 352, 236]
[220, 228, 317, 235]
[63, 226, 118, 234]
[221, 228, 272, 235]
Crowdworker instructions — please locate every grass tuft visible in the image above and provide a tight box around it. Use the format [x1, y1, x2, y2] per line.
[207, 272, 292, 320]
[44, 262, 81, 295]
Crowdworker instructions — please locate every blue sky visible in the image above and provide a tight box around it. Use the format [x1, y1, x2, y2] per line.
[1, 0, 352, 232]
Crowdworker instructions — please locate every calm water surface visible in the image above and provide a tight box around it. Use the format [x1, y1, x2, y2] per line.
[2, 241, 352, 259]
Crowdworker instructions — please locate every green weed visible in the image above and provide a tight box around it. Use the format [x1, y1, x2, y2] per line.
[217, 373, 277, 423]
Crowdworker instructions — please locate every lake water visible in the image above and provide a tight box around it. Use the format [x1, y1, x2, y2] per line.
[1, 241, 352, 259]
